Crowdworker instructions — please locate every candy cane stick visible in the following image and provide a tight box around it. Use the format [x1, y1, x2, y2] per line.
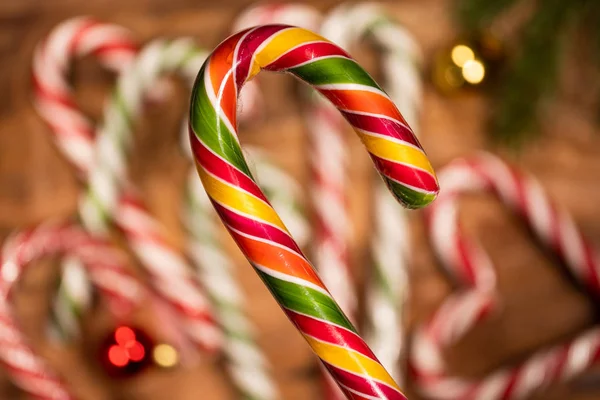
[189, 25, 438, 400]
[320, 4, 424, 386]
[411, 152, 600, 399]
[0, 221, 143, 400]
[33, 18, 220, 350]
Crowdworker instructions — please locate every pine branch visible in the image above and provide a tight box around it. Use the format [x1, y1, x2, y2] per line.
[491, 0, 579, 147]
[589, 1, 600, 123]
[457, 0, 520, 31]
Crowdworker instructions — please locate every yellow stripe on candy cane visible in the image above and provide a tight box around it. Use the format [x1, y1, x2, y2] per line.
[357, 132, 435, 175]
[304, 335, 403, 391]
[249, 27, 328, 78]
[196, 165, 289, 233]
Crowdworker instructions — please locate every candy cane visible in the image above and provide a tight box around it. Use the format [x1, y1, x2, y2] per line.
[33, 18, 220, 350]
[320, 4, 424, 386]
[32, 17, 137, 341]
[411, 152, 600, 399]
[0, 221, 143, 400]
[189, 25, 438, 400]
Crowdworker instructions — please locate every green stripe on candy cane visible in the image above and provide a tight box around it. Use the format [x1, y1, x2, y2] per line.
[189, 67, 252, 176]
[386, 180, 435, 209]
[255, 270, 356, 332]
[290, 57, 382, 88]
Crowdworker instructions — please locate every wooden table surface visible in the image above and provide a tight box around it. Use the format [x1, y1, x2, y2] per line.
[1, 0, 600, 399]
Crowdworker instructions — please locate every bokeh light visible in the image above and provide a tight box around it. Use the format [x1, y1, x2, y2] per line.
[100, 325, 155, 377]
[115, 326, 136, 346]
[108, 345, 129, 367]
[451, 44, 475, 67]
[127, 342, 146, 362]
[153, 344, 179, 368]
[462, 59, 486, 84]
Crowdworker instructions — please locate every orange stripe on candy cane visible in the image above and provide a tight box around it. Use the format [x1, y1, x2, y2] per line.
[320, 89, 408, 126]
[234, 234, 325, 289]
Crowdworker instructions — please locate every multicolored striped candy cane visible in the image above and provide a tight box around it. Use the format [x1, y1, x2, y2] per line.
[189, 25, 439, 400]
[320, 3, 424, 386]
[411, 152, 600, 399]
[0, 221, 143, 400]
[231, 3, 322, 120]
[33, 18, 220, 351]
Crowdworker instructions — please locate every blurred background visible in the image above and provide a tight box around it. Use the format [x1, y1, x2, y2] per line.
[1, 0, 600, 399]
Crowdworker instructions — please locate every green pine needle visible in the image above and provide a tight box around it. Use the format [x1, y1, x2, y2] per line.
[457, 0, 520, 31]
[589, 1, 600, 124]
[457, 0, 587, 147]
[491, 0, 572, 146]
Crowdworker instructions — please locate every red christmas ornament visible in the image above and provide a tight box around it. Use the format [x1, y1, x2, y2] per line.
[99, 325, 154, 378]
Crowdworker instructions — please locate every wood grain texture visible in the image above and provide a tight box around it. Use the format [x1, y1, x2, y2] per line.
[0, 0, 599, 399]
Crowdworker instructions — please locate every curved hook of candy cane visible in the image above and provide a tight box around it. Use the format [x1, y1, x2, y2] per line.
[32, 16, 137, 174]
[231, 4, 323, 122]
[319, 3, 425, 384]
[411, 152, 600, 400]
[0, 222, 143, 400]
[422, 152, 600, 349]
[189, 25, 439, 400]
[321, 3, 423, 130]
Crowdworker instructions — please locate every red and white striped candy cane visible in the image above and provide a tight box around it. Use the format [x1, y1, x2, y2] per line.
[32, 17, 136, 173]
[0, 221, 143, 400]
[32, 18, 220, 351]
[411, 152, 600, 399]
